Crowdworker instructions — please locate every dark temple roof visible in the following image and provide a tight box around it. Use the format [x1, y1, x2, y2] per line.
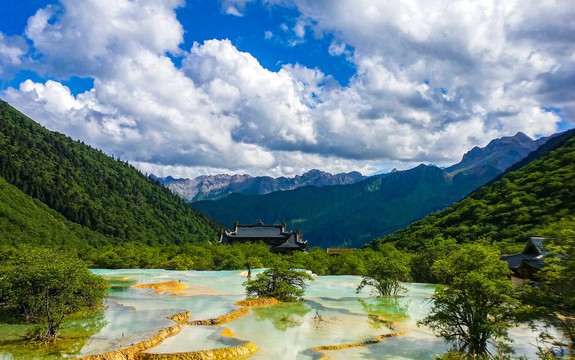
[501, 236, 548, 273]
[219, 220, 307, 251]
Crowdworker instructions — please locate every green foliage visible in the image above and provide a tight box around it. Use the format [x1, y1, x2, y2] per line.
[356, 244, 411, 296]
[517, 217, 575, 354]
[0, 100, 219, 247]
[74, 242, 383, 277]
[286, 247, 331, 275]
[251, 301, 312, 331]
[0, 176, 108, 249]
[329, 250, 366, 275]
[419, 244, 516, 358]
[243, 262, 313, 302]
[0, 247, 108, 340]
[371, 129, 575, 252]
[163, 254, 195, 270]
[0, 232, 395, 278]
[433, 351, 466, 360]
[407, 236, 459, 283]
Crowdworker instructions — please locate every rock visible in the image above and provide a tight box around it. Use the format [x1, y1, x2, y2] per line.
[155, 170, 366, 202]
[131, 280, 189, 293]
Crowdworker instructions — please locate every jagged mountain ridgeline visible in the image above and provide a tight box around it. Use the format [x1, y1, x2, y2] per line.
[153, 169, 366, 202]
[368, 128, 575, 251]
[0, 100, 220, 246]
[194, 132, 552, 248]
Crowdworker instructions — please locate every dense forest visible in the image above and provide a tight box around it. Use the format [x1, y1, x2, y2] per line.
[0, 176, 109, 248]
[0, 100, 220, 246]
[369, 128, 575, 252]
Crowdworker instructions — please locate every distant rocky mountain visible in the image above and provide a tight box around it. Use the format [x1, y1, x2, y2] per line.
[370, 128, 575, 251]
[193, 132, 554, 248]
[443, 132, 553, 195]
[153, 169, 366, 202]
[446, 132, 550, 176]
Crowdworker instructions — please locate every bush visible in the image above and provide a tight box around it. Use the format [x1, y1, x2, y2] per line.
[419, 244, 516, 357]
[0, 247, 108, 340]
[356, 244, 411, 296]
[243, 262, 313, 302]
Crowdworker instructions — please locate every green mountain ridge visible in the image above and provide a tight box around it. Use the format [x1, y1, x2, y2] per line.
[195, 163, 495, 248]
[369, 128, 575, 251]
[0, 100, 220, 246]
[194, 131, 555, 249]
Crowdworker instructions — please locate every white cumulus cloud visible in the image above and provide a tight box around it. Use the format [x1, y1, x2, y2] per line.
[2, 0, 573, 178]
[0, 33, 27, 75]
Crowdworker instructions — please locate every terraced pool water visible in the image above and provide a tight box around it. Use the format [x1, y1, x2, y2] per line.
[0, 269, 548, 359]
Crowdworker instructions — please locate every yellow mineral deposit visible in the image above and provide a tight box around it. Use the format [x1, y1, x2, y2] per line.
[139, 341, 258, 360]
[310, 318, 407, 359]
[169, 298, 278, 327]
[75, 296, 406, 360]
[167, 285, 218, 296]
[167, 311, 192, 324]
[220, 328, 234, 337]
[187, 307, 249, 326]
[131, 280, 218, 296]
[131, 280, 189, 293]
[75, 324, 183, 360]
[233, 298, 278, 307]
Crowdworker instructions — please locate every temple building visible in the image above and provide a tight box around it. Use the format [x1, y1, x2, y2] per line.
[501, 236, 548, 286]
[219, 220, 307, 253]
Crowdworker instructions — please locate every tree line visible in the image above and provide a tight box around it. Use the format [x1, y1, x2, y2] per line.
[0, 100, 220, 247]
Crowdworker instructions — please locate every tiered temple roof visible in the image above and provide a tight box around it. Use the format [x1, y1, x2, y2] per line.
[219, 220, 307, 253]
[501, 237, 548, 280]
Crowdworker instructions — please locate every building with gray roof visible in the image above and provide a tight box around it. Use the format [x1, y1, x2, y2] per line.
[219, 220, 307, 253]
[501, 236, 548, 285]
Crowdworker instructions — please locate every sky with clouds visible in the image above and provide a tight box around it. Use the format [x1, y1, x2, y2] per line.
[0, 0, 573, 178]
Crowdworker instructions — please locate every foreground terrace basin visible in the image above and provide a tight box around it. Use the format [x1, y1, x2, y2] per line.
[0, 269, 547, 359]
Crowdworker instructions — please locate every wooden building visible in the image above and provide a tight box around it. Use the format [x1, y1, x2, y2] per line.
[501, 237, 548, 285]
[219, 220, 307, 253]
[326, 248, 356, 256]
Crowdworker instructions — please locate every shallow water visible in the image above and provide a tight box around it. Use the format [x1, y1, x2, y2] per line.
[0, 269, 547, 359]
[146, 326, 244, 353]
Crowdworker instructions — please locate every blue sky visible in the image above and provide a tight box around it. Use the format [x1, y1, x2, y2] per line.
[0, 0, 574, 178]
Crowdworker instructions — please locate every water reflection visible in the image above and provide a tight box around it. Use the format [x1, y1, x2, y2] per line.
[144, 326, 244, 354]
[358, 297, 410, 322]
[0, 308, 107, 360]
[366, 314, 395, 331]
[251, 301, 312, 332]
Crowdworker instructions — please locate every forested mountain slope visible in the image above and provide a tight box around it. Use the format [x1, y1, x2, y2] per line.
[0, 100, 219, 246]
[196, 164, 489, 248]
[0, 176, 108, 248]
[369, 128, 575, 251]
[194, 133, 550, 248]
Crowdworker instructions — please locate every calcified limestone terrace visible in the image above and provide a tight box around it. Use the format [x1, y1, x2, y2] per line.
[77, 289, 405, 360]
[74, 297, 269, 360]
[0, 269, 549, 359]
[77, 271, 415, 360]
[131, 280, 189, 293]
[75, 297, 284, 359]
